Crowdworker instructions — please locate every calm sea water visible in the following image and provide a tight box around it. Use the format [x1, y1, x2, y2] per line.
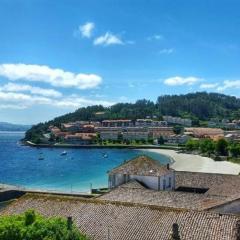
[0, 131, 170, 193]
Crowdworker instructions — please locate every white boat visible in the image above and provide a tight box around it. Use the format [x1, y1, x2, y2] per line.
[61, 151, 67, 156]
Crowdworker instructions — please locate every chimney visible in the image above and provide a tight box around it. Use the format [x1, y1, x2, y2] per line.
[172, 223, 180, 240]
[167, 163, 170, 170]
[67, 216, 73, 230]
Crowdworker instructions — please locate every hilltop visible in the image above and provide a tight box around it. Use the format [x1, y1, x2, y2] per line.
[24, 92, 240, 141]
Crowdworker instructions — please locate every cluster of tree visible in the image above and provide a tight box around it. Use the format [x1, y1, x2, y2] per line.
[185, 138, 240, 158]
[25, 92, 240, 142]
[157, 92, 240, 120]
[0, 209, 88, 240]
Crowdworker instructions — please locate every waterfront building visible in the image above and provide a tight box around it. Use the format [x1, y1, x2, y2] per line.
[64, 133, 96, 145]
[122, 127, 149, 141]
[96, 127, 121, 140]
[148, 127, 174, 140]
[108, 155, 175, 191]
[166, 134, 190, 144]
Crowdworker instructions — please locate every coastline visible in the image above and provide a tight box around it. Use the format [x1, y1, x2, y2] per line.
[143, 148, 240, 175]
[24, 141, 240, 175]
[24, 141, 181, 150]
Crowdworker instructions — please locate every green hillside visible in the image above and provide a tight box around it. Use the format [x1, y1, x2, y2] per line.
[24, 92, 240, 141]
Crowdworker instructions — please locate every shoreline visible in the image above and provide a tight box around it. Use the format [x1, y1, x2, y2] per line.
[24, 141, 240, 175]
[24, 141, 181, 150]
[143, 149, 240, 175]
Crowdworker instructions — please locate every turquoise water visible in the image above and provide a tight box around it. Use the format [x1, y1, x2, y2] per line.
[0, 132, 170, 193]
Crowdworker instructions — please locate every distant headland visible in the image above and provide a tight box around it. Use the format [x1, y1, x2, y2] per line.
[0, 122, 31, 132]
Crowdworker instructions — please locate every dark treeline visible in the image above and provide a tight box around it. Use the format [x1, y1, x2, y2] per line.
[25, 92, 240, 141]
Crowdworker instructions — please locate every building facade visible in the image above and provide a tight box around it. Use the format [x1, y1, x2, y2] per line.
[108, 155, 175, 191]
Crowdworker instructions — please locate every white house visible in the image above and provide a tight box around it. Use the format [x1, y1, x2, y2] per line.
[108, 155, 175, 191]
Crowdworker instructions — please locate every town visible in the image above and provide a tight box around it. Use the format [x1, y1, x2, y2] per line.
[40, 116, 240, 146]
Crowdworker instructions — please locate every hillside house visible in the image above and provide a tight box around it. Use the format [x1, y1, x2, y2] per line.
[102, 119, 133, 127]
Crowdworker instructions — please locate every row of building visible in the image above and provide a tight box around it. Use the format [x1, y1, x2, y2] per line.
[49, 123, 240, 145]
[208, 118, 240, 129]
[49, 124, 179, 144]
[163, 116, 192, 127]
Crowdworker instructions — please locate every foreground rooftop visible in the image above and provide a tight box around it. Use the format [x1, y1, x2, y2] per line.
[1, 193, 240, 240]
[175, 171, 240, 197]
[99, 180, 236, 211]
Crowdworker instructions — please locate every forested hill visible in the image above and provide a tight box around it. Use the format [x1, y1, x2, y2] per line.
[25, 92, 240, 140]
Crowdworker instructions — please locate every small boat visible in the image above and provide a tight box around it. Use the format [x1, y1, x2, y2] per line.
[102, 152, 108, 158]
[61, 151, 67, 156]
[38, 153, 44, 160]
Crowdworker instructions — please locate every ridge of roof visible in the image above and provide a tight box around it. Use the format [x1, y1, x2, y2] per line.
[108, 155, 172, 177]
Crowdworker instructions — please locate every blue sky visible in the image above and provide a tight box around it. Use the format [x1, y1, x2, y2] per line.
[0, 0, 240, 124]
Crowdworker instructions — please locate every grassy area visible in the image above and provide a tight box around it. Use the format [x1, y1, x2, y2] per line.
[227, 157, 240, 164]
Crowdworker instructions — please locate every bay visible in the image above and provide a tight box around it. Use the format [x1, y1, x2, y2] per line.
[0, 132, 170, 192]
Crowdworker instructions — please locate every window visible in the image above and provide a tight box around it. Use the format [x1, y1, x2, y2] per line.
[163, 179, 166, 190]
[169, 177, 171, 188]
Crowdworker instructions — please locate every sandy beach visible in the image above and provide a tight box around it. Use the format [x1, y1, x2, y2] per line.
[144, 149, 240, 175]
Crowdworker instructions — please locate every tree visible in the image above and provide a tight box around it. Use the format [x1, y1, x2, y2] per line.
[158, 136, 165, 145]
[148, 138, 154, 144]
[199, 139, 215, 155]
[229, 143, 240, 158]
[0, 210, 89, 240]
[186, 139, 199, 151]
[215, 139, 229, 156]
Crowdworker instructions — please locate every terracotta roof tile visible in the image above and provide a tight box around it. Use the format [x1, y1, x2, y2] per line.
[108, 155, 172, 177]
[2, 194, 239, 240]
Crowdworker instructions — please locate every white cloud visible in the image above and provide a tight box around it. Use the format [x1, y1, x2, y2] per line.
[0, 104, 27, 109]
[0, 83, 62, 97]
[158, 48, 174, 54]
[93, 32, 123, 46]
[79, 22, 95, 38]
[53, 96, 114, 108]
[0, 90, 114, 110]
[147, 35, 164, 41]
[200, 83, 219, 89]
[164, 76, 201, 86]
[0, 63, 102, 89]
[217, 80, 240, 92]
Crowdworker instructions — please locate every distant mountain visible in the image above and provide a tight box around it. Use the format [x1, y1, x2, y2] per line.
[24, 92, 240, 142]
[0, 122, 32, 132]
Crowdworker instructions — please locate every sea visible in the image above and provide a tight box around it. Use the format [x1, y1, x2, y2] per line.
[0, 131, 170, 193]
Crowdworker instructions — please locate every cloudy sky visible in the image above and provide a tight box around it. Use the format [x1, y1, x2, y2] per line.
[0, 0, 240, 124]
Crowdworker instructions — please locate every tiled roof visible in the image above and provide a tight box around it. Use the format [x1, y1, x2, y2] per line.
[2, 193, 240, 240]
[99, 181, 233, 210]
[185, 128, 224, 136]
[175, 171, 240, 197]
[108, 155, 172, 177]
